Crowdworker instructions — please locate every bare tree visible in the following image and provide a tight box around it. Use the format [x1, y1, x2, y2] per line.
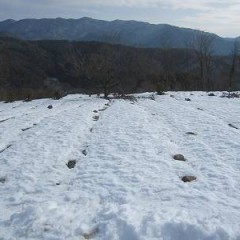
[0, 46, 11, 88]
[84, 53, 119, 99]
[158, 34, 174, 90]
[228, 40, 239, 93]
[191, 32, 215, 91]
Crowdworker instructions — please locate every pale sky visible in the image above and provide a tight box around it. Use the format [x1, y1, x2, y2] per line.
[0, 0, 239, 37]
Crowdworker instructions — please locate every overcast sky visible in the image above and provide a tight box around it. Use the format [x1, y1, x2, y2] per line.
[0, 0, 239, 37]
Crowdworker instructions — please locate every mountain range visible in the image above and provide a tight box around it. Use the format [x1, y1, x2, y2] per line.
[0, 17, 239, 55]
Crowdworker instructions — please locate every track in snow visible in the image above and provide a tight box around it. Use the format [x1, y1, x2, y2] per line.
[0, 92, 240, 240]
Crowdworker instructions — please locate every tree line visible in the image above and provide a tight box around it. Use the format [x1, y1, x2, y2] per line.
[0, 34, 239, 100]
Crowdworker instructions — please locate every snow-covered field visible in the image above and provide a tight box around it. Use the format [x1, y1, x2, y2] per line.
[0, 92, 240, 240]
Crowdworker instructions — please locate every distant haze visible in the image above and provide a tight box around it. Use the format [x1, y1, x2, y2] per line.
[0, 0, 239, 37]
[0, 17, 237, 55]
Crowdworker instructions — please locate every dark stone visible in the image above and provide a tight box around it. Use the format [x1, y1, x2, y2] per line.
[66, 160, 76, 169]
[0, 177, 6, 183]
[173, 154, 186, 161]
[185, 98, 191, 101]
[186, 132, 197, 135]
[48, 105, 53, 109]
[93, 110, 98, 113]
[208, 93, 215, 96]
[82, 149, 87, 156]
[181, 176, 197, 182]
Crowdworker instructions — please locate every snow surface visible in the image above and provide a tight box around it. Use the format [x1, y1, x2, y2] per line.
[0, 92, 240, 240]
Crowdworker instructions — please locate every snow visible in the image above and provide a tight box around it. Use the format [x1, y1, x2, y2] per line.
[0, 92, 240, 240]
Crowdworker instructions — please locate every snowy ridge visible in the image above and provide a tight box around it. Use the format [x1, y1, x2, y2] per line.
[0, 92, 240, 239]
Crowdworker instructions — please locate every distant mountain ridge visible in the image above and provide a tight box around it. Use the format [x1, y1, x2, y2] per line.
[0, 17, 239, 55]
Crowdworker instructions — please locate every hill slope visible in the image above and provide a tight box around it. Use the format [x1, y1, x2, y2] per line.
[0, 92, 240, 239]
[1, 36, 239, 99]
[0, 17, 238, 55]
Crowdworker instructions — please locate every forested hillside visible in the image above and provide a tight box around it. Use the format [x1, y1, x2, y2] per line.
[0, 37, 239, 100]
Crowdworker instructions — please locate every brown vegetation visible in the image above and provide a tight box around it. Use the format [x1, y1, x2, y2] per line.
[0, 37, 239, 101]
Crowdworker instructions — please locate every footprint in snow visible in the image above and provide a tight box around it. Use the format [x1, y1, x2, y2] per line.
[93, 116, 99, 121]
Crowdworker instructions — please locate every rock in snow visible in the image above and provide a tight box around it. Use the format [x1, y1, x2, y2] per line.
[66, 160, 76, 169]
[173, 154, 186, 161]
[0, 177, 6, 184]
[181, 175, 197, 182]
